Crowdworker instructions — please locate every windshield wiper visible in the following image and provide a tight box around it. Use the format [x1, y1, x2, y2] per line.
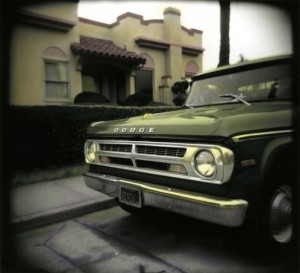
[219, 94, 251, 106]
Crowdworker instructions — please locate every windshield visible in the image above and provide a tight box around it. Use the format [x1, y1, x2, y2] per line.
[186, 63, 291, 107]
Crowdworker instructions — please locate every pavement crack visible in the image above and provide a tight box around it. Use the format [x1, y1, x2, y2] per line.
[44, 244, 85, 273]
[74, 218, 187, 273]
[37, 221, 68, 247]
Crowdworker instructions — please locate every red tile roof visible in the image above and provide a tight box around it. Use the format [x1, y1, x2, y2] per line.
[71, 36, 146, 64]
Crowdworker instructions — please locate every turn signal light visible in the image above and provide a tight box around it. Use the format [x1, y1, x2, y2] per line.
[168, 164, 187, 174]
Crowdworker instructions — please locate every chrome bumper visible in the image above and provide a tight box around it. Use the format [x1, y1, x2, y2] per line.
[83, 171, 248, 227]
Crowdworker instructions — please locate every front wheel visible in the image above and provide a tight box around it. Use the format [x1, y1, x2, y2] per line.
[256, 182, 293, 257]
[269, 184, 292, 244]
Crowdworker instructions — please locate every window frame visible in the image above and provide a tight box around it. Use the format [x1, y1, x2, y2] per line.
[44, 58, 71, 103]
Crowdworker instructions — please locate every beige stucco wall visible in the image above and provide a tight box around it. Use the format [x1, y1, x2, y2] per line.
[137, 49, 165, 102]
[78, 8, 203, 104]
[25, 2, 78, 22]
[77, 21, 110, 39]
[10, 3, 203, 105]
[10, 2, 80, 105]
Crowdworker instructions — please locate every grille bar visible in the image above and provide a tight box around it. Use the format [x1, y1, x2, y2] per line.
[136, 145, 186, 158]
[100, 143, 186, 158]
[100, 144, 132, 153]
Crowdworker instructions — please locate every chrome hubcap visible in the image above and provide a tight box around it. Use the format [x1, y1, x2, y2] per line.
[269, 184, 292, 243]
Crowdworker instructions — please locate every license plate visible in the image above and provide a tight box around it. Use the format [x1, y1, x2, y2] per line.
[119, 186, 142, 208]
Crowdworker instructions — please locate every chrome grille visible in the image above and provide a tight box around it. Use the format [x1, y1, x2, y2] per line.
[136, 145, 186, 157]
[100, 144, 132, 153]
[85, 139, 235, 184]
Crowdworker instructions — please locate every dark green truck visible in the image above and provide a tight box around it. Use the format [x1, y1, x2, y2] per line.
[84, 55, 293, 252]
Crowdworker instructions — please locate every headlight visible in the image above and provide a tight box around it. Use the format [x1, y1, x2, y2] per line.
[86, 142, 97, 162]
[194, 150, 217, 177]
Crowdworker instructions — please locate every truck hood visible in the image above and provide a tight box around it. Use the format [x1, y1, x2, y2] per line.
[87, 102, 292, 140]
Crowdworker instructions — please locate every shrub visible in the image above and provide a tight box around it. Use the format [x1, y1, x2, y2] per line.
[8, 105, 177, 173]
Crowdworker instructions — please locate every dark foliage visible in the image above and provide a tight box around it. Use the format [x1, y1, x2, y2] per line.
[124, 92, 152, 106]
[171, 81, 189, 95]
[171, 81, 189, 106]
[74, 91, 110, 104]
[8, 105, 177, 172]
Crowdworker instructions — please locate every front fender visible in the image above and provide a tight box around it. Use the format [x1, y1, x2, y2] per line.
[260, 135, 292, 179]
[227, 133, 292, 200]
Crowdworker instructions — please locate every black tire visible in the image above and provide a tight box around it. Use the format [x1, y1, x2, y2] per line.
[268, 184, 292, 244]
[256, 181, 293, 258]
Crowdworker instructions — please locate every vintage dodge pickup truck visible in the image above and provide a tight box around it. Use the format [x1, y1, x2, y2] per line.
[83, 55, 293, 252]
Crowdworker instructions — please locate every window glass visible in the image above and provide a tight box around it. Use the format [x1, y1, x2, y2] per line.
[45, 82, 69, 99]
[186, 63, 291, 107]
[45, 62, 68, 81]
[44, 61, 69, 101]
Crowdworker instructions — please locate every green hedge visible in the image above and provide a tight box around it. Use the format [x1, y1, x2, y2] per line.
[8, 105, 177, 172]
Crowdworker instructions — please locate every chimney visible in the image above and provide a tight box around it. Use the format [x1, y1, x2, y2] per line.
[164, 7, 181, 42]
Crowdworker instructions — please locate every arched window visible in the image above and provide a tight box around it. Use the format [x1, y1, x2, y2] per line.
[140, 53, 154, 69]
[135, 53, 154, 99]
[185, 61, 199, 78]
[43, 47, 70, 102]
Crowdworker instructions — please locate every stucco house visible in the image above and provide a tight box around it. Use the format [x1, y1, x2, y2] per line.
[10, 1, 204, 106]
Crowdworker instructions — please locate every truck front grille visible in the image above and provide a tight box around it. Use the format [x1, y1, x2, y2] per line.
[85, 139, 235, 184]
[99, 143, 186, 158]
[96, 140, 188, 175]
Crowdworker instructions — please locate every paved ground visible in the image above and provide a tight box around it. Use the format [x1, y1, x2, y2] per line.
[5, 174, 299, 273]
[8, 206, 297, 273]
[10, 175, 116, 232]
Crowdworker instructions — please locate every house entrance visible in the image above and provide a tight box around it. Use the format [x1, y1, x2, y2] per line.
[81, 63, 126, 105]
[135, 69, 153, 101]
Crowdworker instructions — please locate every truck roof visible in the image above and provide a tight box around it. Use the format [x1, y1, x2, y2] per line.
[193, 54, 292, 81]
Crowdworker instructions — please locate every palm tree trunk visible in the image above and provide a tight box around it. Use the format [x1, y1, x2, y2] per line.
[218, 0, 230, 67]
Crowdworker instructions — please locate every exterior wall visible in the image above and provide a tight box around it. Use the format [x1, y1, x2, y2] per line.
[78, 8, 203, 105]
[10, 3, 203, 106]
[77, 19, 110, 39]
[141, 49, 165, 102]
[112, 18, 165, 49]
[10, 2, 80, 105]
[25, 2, 78, 21]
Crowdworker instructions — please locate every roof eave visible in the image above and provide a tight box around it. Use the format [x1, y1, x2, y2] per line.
[71, 43, 145, 65]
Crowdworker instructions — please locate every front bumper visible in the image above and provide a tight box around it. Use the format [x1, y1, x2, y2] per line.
[83, 171, 248, 227]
